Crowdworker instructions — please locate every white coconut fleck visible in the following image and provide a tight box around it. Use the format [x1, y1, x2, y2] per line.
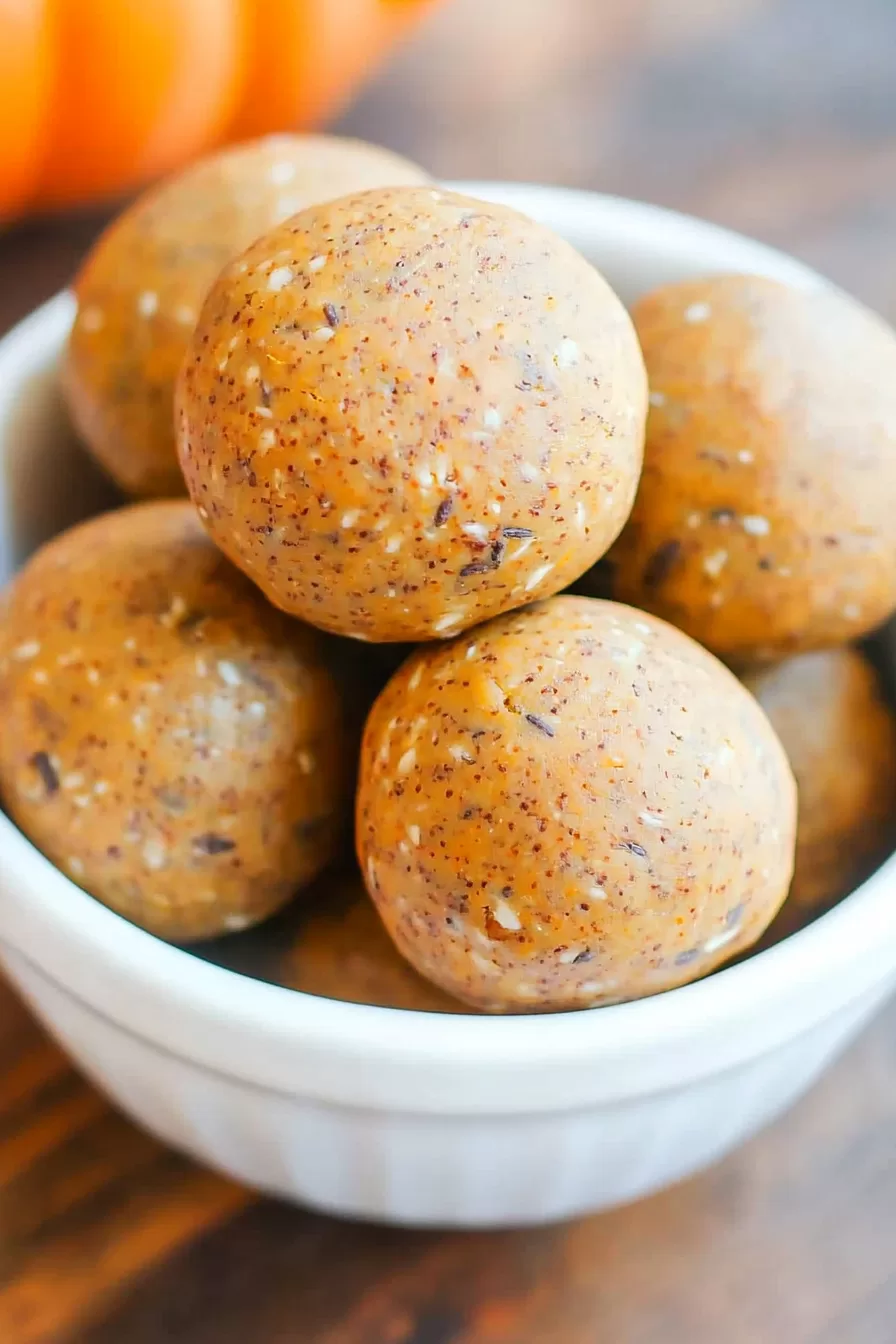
[244, 701, 266, 723]
[258, 428, 277, 452]
[649, 389, 666, 407]
[484, 407, 502, 430]
[415, 466, 433, 488]
[384, 535, 402, 554]
[313, 326, 335, 342]
[340, 509, 360, 530]
[267, 266, 294, 292]
[132, 709, 149, 731]
[67, 857, 85, 877]
[255, 404, 274, 420]
[298, 750, 315, 775]
[489, 500, 502, 516]
[525, 562, 554, 592]
[217, 660, 242, 687]
[224, 913, 251, 933]
[31, 669, 48, 685]
[72, 794, 90, 809]
[492, 899, 522, 932]
[397, 747, 417, 774]
[737, 449, 754, 464]
[576, 500, 587, 529]
[62, 773, 85, 790]
[634, 622, 652, 635]
[843, 603, 862, 621]
[408, 664, 423, 692]
[433, 611, 465, 634]
[244, 364, 261, 385]
[512, 536, 535, 560]
[559, 947, 586, 965]
[448, 744, 474, 763]
[778, 566, 792, 578]
[686, 512, 702, 529]
[142, 839, 167, 871]
[436, 352, 456, 378]
[742, 515, 770, 537]
[407, 825, 421, 847]
[197, 506, 209, 521]
[80, 306, 104, 332]
[14, 641, 40, 661]
[704, 925, 740, 955]
[137, 290, 159, 318]
[588, 885, 608, 900]
[555, 338, 580, 369]
[684, 301, 711, 324]
[703, 549, 728, 578]
[710, 591, 725, 608]
[461, 522, 489, 542]
[519, 462, 539, 483]
[639, 810, 667, 828]
[176, 304, 197, 326]
[94, 780, 109, 796]
[308, 254, 328, 272]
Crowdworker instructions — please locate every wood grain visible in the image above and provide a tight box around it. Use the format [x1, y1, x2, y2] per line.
[2, 1, 896, 1339]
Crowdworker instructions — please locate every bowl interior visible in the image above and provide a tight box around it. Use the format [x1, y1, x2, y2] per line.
[0, 184, 893, 1110]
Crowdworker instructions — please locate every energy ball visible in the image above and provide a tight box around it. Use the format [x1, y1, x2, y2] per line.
[177, 186, 647, 642]
[64, 135, 429, 499]
[357, 595, 796, 1012]
[601, 274, 896, 665]
[276, 872, 467, 1012]
[0, 502, 349, 942]
[745, 648, 896, 943]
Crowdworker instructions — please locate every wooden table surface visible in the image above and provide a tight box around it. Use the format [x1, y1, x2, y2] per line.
[3, 1, 896, 1340]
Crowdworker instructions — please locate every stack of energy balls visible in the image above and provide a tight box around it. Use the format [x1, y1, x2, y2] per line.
[2, 136, 895, 1014]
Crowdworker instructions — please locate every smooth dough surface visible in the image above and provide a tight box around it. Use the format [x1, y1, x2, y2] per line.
[0, 501, 349, 941]
[178, 186, 647, 642]
[357, 594, 796, 1011]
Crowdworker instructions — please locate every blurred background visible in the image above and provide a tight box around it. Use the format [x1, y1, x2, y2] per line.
[3, 3, 896, 1340]
[2, 0, 896, 324]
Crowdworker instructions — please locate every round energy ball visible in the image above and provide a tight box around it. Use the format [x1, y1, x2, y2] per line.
[600, 274, 896, 665]
[745, 648, 896, 943]
[356, 595, 796, 1012]
[64, 135, 429, 499]
[177, 186, 647, 642]
[0, 501, 349, 942]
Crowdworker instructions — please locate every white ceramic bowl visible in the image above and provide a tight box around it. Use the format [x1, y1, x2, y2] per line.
[1, 184, 895, 1230]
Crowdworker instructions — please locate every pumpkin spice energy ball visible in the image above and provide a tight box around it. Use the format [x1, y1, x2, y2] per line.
[745, 648, 896, 942]
[0, 502, 349, 942]
[64, 134, 429, 498]
[356, 595, 796, 1012]
[177, 186, 647, 642]
[601, 274, 896, 665]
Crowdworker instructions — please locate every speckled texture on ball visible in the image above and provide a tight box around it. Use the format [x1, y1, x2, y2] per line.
[177, 186, 647, 642]
[745, 648, 896, 943]
[64, 135, 429, 499]
[356, 595, 796, 1012]
[599, 274, 896, 665]
[0, 502, 349, 941]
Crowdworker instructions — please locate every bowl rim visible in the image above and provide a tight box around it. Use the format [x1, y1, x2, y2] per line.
[1, 185, 894, 1113]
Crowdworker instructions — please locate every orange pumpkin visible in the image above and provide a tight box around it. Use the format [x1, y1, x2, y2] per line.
[0, 0, 437, 220]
